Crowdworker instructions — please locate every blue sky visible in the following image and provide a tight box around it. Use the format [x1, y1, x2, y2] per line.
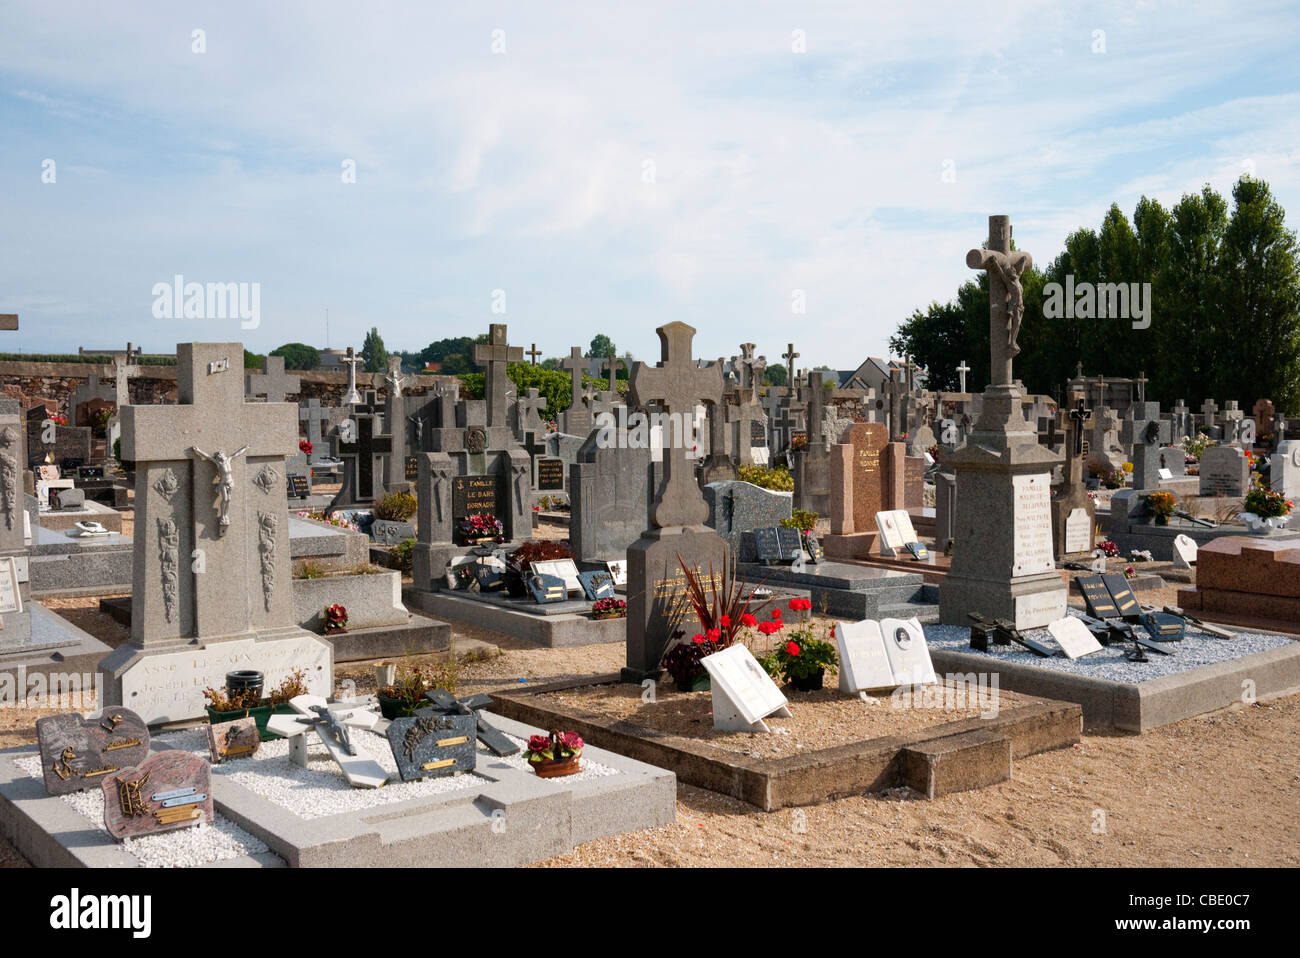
[2, 1, 1298, 371]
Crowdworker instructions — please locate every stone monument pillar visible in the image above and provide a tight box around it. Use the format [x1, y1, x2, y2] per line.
[939, 216, 1067, 629]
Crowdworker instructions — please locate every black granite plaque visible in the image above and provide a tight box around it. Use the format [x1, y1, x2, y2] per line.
[386, 709, 478, 781]
[475, 565, 505, 592]
[1101, 573, 1141, 620]
[453, 474, 503, 519]
[1077, 575, 1119, 619]
[536, 457, 565, 491]
[805, 534, 823, 564]
[77, 465, 104, 480]
[578, 569, 616, 600]
[777, 526, 802, 560]
[905, 541, 929, 561]
[287, 474, 310, 498]
[405, 456, 419, 481]
[751, 420, 767, 445]
[753, 527, 781, 563]
[36, 707, 151, 796]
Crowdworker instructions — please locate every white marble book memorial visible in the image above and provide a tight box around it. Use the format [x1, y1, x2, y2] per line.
[837, 616, 937, 692]
[701, 644, 791, 733]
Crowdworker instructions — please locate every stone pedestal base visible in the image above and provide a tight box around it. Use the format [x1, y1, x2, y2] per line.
[623, 527, 727, 681]
[821, 531, 881, 559]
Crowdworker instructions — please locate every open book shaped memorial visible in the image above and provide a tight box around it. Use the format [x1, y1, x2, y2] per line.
[875, 509, 927, 560]
[700, 644, 792, 733]
[836, 617, 937, 693]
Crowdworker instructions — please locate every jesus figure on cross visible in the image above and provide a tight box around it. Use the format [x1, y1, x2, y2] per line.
[987, 254, 1028, 356]
[190, 445, 249, 534]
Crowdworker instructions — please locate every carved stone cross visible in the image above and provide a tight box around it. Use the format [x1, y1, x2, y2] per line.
[246, 355, 301, 403]
[956, 360, 970, 394]
[629, 322, 722, 529]
[782, 343, 799, 385]
[473, 323, 522, 428]
[526, 342, 542, 365]
[340, 347, 363, 405]
[966, 215, 1032, 386]
[561, 346, 590, 436]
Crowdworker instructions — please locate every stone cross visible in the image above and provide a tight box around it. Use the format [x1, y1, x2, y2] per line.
[966, 215, 1033, 386]
[1170, 399, 1190, 441]
[885, 368, 907, 441]
[516, 387, 547, 436]
[246, 355, 301, 403]
[602, 352, 623, 392]
[773, 400, 804, 452]
[956, 360, 970, 394]
[804, 371, 826, 447]
[1134, 370, 1148, 405]
[1200, 398, 1219, 431]
[1069, 399, 1089, 459]
[629, 322, 723, 529]
[1064, 400, 1089, 488]
[561, 346, 591, 436]
[333, 392, 391, 503]
[1274, 413, 1288, 447]
[122, 343, 296, 645]
[782, 343, 799, 385]
[1121, 401, 1170, 491]
[341, 347, 363, 405]
[526, 343, 542, 365]
[112, 350, 141, 410]
[298, 400, 331, 464]
[473, 323, 522, 428]
[382, 356, 410, 492]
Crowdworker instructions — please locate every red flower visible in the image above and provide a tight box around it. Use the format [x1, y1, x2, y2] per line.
[526, 735, 551, 753]
[758, 621, 783, 635]
[785, 641, 801, 656]
[770, 608, 782, 620]
[692, 633, 706, 644]
[560, 732, 584, 751]
[706, 628, 721, 642]
[719, 615, 731, 628]
[740, 613, 758, 628]
[788, 598, 812, 612]
[299, 438, 313, 455]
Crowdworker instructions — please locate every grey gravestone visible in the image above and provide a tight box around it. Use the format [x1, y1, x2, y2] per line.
[381, 356, 411, 494]
[1272, 441, 1300, 499]
[36, 706, 150, 796]
[624, 322, 728, 681]
[99, 342, 333, 723]
[386, 709, 477, 781]
[371, 519, 416, 545]
[704, 479, 793, 561]
[939, 216, 1066, 630]
[570, 431, 654, 563]
[1120, 401, 1170, 491]
[1198, 445, 1249, 497]
[561, 347, 592, 437]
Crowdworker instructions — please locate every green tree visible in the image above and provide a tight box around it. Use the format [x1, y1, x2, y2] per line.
[763, 364, 788, 387]
[269, 342, 321, 370]
[459, 363, 574, 419]
[243, 349, 264, 369]
[589, 333, 615, 359]
[361, 327, 388, 373]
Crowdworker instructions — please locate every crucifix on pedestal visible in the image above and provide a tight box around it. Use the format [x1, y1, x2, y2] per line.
[340, 347, 363, 405]
[782, 343, 799, 385]
[956, 360, 970, 394]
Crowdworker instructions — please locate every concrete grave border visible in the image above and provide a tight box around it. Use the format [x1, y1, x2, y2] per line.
[490, 674, 1081, 810]
[0, 713, 674, 868]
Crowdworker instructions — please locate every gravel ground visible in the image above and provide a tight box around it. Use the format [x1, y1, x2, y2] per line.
[926, 613, 1295, 681]
[11, 753, 271, 868]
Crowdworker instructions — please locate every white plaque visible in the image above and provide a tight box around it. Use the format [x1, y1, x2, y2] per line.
[1048, 616, 1103, 659]
[531, 558, 582, 594]
[1157, 467, 1173, 480]
[879, 617, 937, 686]
[1012, 473, 1056, 576]
[115, 634, 333, 724]
[1064, 507, 1091, 554]
[701, 644, 790, 732]
[606, 559, 628, 586]
[1014, 589, 1068, 631]
[836, 620, 895, 693]
[1172, 534, 1198, 569]
[0, 557, 22, 614]
[875, 510, 907, 555]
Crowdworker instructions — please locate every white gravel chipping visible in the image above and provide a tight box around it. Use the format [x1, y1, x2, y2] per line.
[924, 611, 1296, 682]
[12, 754, 272, 868]
[487, 733, 622, 784]
[160, 727, 488, 819]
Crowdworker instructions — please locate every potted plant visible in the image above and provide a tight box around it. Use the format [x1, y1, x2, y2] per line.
[324, 603, 348, 634]
[749, 598, 838, 691]
[377, 665, 431, 719]
[205, 668, 308, 741]
[524, 730, 583, 778]
[662, 632, 722, 692]
[1243, 481, 1293, 530]
[591, 597, 626, 620]
[457, 513, 504, 545]
[1144, 491, 1176, 526]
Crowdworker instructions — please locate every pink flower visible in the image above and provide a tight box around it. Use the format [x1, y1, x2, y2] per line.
[526, 735, 550, 753]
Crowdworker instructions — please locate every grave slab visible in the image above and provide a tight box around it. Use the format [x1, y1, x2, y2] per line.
[404, 588, 626, 648]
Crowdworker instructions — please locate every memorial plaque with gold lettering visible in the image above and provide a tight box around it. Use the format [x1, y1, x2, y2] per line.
[753, 527, 781, 563]
[101, 750, 213, 840]
[1076, 574, 1119, 620]
[536, 457, 565, 491]
[453, 474, 503, 521]
[1101, 572, 1142, 621]
[386, 709, 477, 781]
[206, 717, 261, 763]
[37, 707, 151, 796]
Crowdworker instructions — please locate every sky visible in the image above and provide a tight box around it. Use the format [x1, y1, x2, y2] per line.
[2, 1, 1299, 371]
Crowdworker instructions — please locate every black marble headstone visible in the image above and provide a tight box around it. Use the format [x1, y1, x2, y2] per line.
[777, 526, 802, 560]
[536, 457, 565, 491]
[453, 474, 504, 520]
[578, 569, 616, 600]
[528, 573, 568, 604]
[753, 527, 781, 562]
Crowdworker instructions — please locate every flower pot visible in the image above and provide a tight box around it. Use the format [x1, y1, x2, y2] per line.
[225, 670, 264, 701]
[206, 703, 279, 741]
[530, 754, 582, 778]
[591, 611, 627, 621]
[373, 663, 397, 687]
[324, 625, 348, 635]
[675, 673, 711, 693]
[790, 669, 825, 692]
[377, 694, 419, 720]
[1154, 515, 1169, 526]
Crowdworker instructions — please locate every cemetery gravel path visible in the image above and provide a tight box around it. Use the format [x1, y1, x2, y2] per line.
[2, 598, 1297, 868]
